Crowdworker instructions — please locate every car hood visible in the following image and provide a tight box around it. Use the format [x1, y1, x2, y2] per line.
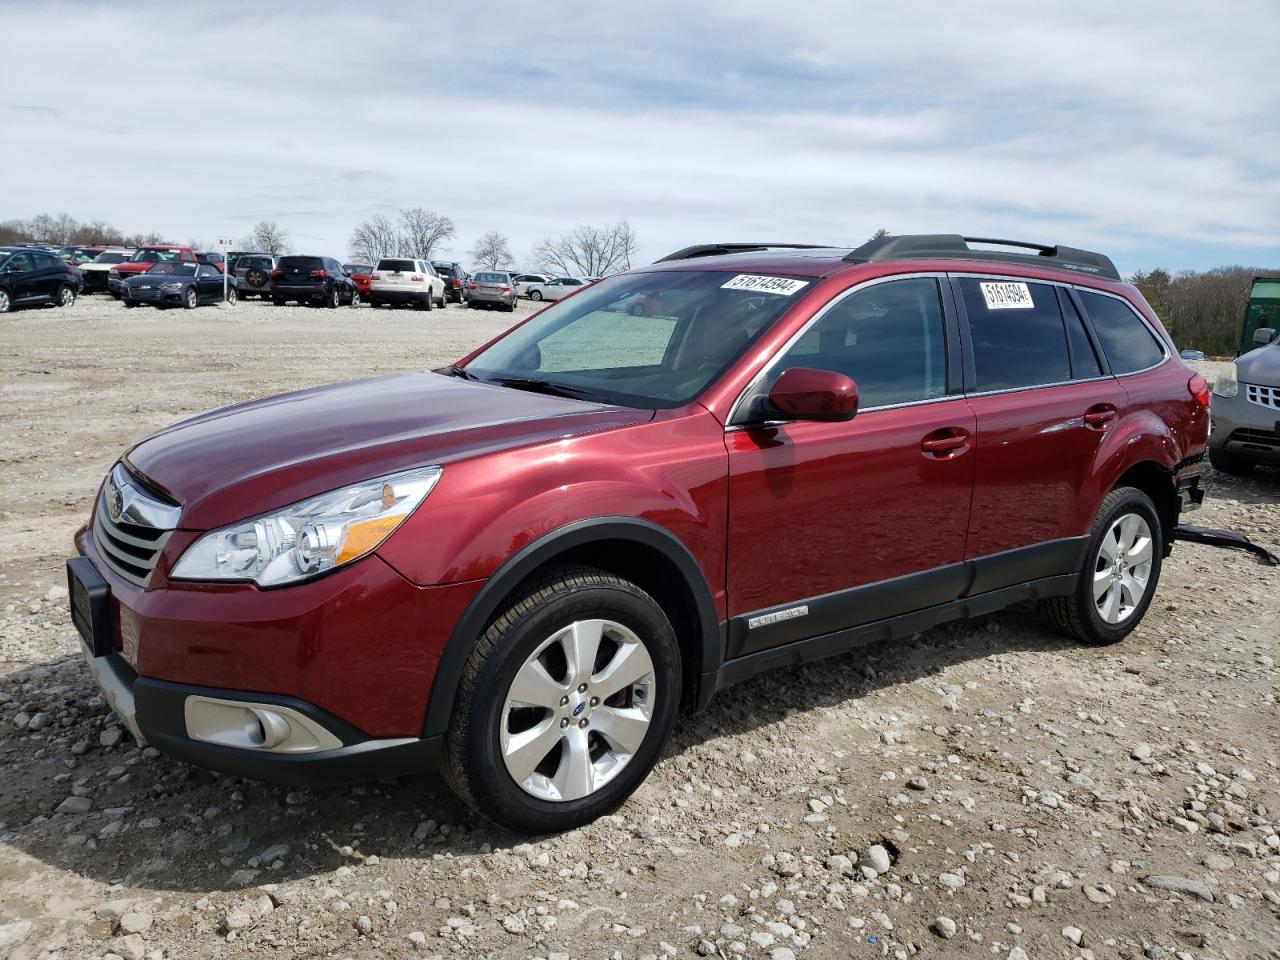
[124, 372, 651, 530]
[122, 273, 188, 285]
[1236, 343, 1280, 385]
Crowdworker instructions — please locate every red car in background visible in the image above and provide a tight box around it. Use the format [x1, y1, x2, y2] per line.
[343, 263, 374, 298]
[68, 234, 1209, 833]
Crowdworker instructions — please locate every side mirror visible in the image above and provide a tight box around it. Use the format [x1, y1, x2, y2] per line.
[761, 367, 859, 423]
[1255, 327, 1277, 347]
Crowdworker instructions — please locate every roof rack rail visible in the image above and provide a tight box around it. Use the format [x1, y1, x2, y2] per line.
[842, 234, 1120, 281]
[654, 243, 828, 263]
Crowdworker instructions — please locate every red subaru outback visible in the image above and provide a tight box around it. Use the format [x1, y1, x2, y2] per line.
[68, 235, 1209, 832]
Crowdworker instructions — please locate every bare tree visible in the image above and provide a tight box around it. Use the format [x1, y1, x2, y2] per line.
[533, 220, 638, 277]
[868, 228, 890, 242]
[470, 230, 514, 270]
[399, 207, 455, 261]
[245, 220, 289, 255]
[348, 214, 401, 264]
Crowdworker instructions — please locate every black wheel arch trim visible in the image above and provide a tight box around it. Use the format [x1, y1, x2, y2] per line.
[421, 516, 721, 738]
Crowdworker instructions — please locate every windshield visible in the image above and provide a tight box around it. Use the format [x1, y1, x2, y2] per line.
[464, 270, 815, 408]
[144, 262, 196, 276]
[131, 248, 182, 263]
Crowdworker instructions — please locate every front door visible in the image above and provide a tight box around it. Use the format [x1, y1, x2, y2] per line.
[725, 276, 975, 656]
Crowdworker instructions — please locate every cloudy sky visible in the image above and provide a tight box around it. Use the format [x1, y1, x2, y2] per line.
[2, 1, 1277, 274]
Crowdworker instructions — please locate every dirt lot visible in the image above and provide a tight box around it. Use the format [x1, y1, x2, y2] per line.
[1, 297, 1278, 960]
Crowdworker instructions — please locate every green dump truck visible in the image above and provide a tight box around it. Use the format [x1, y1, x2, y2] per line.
[1242, 276, 1280, 354]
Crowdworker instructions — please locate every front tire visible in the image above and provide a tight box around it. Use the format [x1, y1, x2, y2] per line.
[327, 286, 340, 309]
[272, 297, 286, 306]
[529, 290, 543, 301]
[57, 284, 76, 308]
[349, 290, 361, 307]
[0, 289, 11, 313]
[1209, 447, 1253, 476]
[225, 287, 237, 306]
[184, 288, 198, 310]
[444, 565, 681, 833]
[1040, 486, 1163, 645]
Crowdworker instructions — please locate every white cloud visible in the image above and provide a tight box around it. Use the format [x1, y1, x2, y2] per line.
[1, 0, 1276, 271]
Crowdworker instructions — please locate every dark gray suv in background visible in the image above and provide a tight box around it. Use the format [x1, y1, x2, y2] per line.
[1209, 327, 1280, 473]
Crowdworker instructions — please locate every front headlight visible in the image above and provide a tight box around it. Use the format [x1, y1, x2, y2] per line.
[171, 465, 442, 586]
[1211, 363, 1239, 398]
[160, 282, 184, 293]
[109, 269, 120, 278]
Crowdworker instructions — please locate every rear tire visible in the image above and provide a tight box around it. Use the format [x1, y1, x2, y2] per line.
[1208, 447, 1253, 476]
[1040, 486, 1163, 646]
[443, 565, 681, 833]
[350, 290, 361, 307]
[272, 298, 286, 306]
[56, 284, 76, 308]
[225, 287, 237, 306]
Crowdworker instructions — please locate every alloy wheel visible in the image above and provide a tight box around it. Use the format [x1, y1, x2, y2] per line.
[1093, 513, 1153, 624]
[0, 289, 11, 312]
[59, 286, 75, 307]
[501, 619, 656, 802]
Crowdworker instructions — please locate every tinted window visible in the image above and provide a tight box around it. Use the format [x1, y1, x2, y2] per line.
[960, 279, 1069, 391]
[377, 259, 415, 272]
[1077, 291, 1165, 374]
[1060, 293, 1102, 379]
[769, 277, 947, 408]
[6, 253, 34, 272]
[279, 256, 324, 270]
[34, 252, 61, 269]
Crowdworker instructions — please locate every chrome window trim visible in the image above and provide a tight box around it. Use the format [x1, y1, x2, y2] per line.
[724, 272, 950, 427]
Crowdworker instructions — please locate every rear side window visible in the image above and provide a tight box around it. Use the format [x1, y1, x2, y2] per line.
[377, 259, 415, 272]
[1077, 291, 1165, 374]
[771, 277, 947, 408]
[960, 279, 1069, 391]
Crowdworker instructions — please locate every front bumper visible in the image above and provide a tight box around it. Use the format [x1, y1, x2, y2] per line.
[69, 529, 481, 785]
[1209, 389, 1280, 462]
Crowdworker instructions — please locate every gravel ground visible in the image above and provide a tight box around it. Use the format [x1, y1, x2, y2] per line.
[1, 296, 1278, 960]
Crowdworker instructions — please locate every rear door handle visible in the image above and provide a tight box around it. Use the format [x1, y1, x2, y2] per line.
[921, 427, 971, 457]
[1083, 404, 1117, 429]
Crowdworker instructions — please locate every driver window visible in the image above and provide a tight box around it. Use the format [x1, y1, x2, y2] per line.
[768, 277, 947, 409]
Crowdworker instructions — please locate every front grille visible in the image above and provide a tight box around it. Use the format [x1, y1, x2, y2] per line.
[1245, 382, 1280, 410]
[92, 466, 177, 588]
[125, 286, 162, 301]
[1229, 427, 1280, 449]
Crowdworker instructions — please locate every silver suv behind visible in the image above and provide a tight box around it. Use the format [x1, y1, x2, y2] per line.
[1209, 327, 1280, 473]
[234, 254, 277, 300]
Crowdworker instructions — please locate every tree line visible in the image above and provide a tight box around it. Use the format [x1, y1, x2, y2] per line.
[1131, 266, 1277, 356]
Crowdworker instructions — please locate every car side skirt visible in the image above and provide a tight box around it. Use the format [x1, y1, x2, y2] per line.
[712, 571, 1077, 696]
[726, 537, 1087, 657]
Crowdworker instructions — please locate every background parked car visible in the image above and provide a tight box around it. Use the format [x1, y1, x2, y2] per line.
[0, 246, 82, 313]
[342, 262, 374, 299]
[57, 245, 109, 266]
[77, 250, 134, 293]
[512, 273, 552, 298]
[120, 261, 234, 310]
[430, 260, 470, 304]
[233, 254, 277, 299]
[525, 276, 591, 301]
[109, 246, 201, 297]
[369, 257, 447, 310]
[466, 271, 517, 311]
[270, 255, 360, 308]
[196, 251, 226, 270]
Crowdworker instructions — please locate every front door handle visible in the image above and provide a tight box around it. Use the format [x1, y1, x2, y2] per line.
[1083, 404, 1117, 429]
[921, 427, 971, 458]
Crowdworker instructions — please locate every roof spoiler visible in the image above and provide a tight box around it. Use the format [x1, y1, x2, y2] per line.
[843, 235, 1120, 281]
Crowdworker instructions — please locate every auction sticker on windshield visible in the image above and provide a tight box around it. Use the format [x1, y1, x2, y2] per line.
[721, 275, 810, 296]
[979, 281, 1034, 309]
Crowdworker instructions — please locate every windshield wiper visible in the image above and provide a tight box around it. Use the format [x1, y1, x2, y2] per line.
[485, 376, 604, 401]
[435, 363, 473, 380]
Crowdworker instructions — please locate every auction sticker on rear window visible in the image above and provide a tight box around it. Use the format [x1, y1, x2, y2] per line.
[979, 281, 1034, 309]
[721, 274, 810, 296]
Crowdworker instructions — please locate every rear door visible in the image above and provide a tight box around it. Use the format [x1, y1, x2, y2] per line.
[725, 275, 975, 656]
[954, 274, 1125, 587]
[5, 253, 41, 301]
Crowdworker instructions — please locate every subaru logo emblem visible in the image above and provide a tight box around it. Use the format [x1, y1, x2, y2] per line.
[107, 481, 124, 523]
[571, 701, 587, 717]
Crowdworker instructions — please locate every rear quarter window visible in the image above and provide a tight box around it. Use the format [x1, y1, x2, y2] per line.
[1077, 290, 1166, 374]
[959, 278, 1070, 391]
